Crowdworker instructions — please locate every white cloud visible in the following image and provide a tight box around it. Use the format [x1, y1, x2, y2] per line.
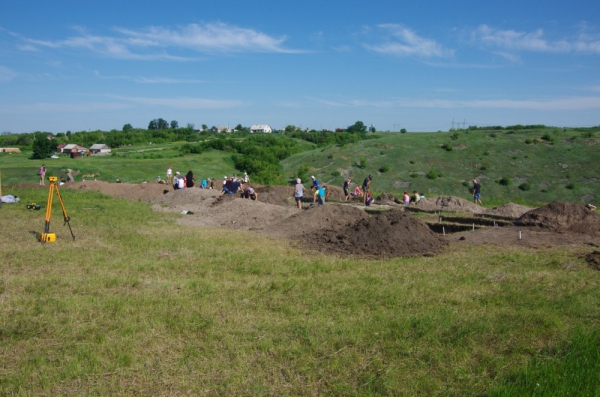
[0, 66, 17, 82]
[94, 70, 204, 84]
[17, 23, 303, 60]
[0, 102, 130, 113]
[109, 95, 243, 109]
[309, 96, 600, 111]
[365, 24, 454, 58]
[472, 24, 600, 54]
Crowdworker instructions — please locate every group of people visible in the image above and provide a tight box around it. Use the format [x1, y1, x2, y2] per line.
[221, 175, 257, 200]
[341, 175, 373, 206]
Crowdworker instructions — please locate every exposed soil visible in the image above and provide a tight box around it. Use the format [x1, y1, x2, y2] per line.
[50, 182, 600, 258]
[585, 251, 600, 270]
[413, 196, 485, 214]
[515, 201, 600, 235]
[304, 209, 448, 258]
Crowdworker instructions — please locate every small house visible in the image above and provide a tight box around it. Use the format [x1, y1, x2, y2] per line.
[89, 143, 111, 155]
[250, 124, 272, 134]
[210, 125, 232, 133]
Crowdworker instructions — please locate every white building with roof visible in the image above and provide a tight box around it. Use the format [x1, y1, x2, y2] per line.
[250, 124, 272, 133]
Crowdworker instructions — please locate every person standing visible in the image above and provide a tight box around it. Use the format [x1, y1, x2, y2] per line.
[294, 178, 304, 209]
[473, 179, 482, 205]
[38, 164, 46, 186]
[314, 185, 326, 205]
[311, 175, 319, 194]
[362, 175, 372, 205]
[343, 177, 351, 202]
[166, 166, 173, 184]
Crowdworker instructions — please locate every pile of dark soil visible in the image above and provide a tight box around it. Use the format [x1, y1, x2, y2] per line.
[375, 192, 400, 205]
[516, 201, 600, 235]
[414, 196, 485, 213]
[268, 204, 369, 238]
[585, 251, 600, 270]
[485, 203, 532, 219]
[304, 209, 448, 257]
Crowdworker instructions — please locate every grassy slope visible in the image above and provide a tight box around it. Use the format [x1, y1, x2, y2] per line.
[0, 188, 599, 395]
[1, 129, 598, 205]
[282, 129, 600, 206]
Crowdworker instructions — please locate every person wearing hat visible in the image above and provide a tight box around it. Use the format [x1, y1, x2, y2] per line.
[310, 175, 319, 194]
[173, 171, 182, 190]
[38, 164, 46, 186]
[294, 178, 304, 209]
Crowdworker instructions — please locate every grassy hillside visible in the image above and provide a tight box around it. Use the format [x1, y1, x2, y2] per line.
[1, 187, 598, 395]
[2, 128, 599, 207]
[281, 128, 600, 206]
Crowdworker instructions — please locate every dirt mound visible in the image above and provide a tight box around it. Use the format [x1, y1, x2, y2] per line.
[485, 203, 533, 219]
[69, 181, 171, 202]
[267, 204, 369, 238]
[303, 209, 447, 257]
[152, 187, 220, 206]
[516, 201, 600, 235]
[585, 251, 600, 270]
[375, 192, 400, 205]
[254, 185, 294, 206]
[414, 196, 485, 213]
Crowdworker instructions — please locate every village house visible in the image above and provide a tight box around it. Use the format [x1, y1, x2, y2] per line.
[250, 124, 273, 133]
[210, 125, 232, 133]
[0, 148, 21, 153]
[89, 143, 111, 155]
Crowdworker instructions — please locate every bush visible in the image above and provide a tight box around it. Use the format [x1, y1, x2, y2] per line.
[331, 170, 341, 177]
[566, 183, 575, 190]
[426, 169, 438, 180]
[358, 155, 367, 169]
[499, 177, 511, 186]
[541, 133, 555, 143]
[490, 133, 497, 138]
[441, 143, 453, 151]
[378, 164, 390, 173]
[519, 183, 531, 191]
[409, 160, 415, 164]
[450, 132, 459, 140]
[410, 173, 419, 178]
[400, 128, 407, 134]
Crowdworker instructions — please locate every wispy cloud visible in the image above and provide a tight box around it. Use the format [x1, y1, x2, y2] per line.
[309, 96, 600, 111]
[109, 95, 243, 109]
[16, 23, 303, 60]
[94, 70, 205, 84]
[0, 66, 18, 82]
[0, 101, 130, 113]
[472, 24, 600, 54]
[365, 24, 454, 58]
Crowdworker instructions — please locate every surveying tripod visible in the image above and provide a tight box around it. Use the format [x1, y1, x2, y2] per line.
[40, 176, 75, 243]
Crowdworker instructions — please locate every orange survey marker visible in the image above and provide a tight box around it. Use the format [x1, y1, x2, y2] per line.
[40, 176, 75, 243]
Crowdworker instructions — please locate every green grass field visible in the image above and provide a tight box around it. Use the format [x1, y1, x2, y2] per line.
[1, 129, 599, 395]
[1, 187, 599, 395]
[281, 128, 600, 206]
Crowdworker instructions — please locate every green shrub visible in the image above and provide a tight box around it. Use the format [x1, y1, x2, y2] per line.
[541, 133, 555, 143]
[400, 128, 407, 134]
[426, 169, 438, 180]
[410, 173, 419, 178]
[358, 155, 367, 169]
[379, 164, 390, 173]
[499, 177, 511, 186]
[480, 165, 487, 171]
[490, 133, 497, 138]
[331, 170, 341, 177]
[450, 132, 459, 140]
[441, 143, 453, 151]
[566, 182, 575, 190]
[409, 160, 415, 164]
[484, 150, 490, 155]
[519, 183, 531, 191]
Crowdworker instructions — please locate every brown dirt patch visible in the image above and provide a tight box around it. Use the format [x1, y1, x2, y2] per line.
[486, 203, 533, 219]
[414, 196, 485, 213]
[515, 201, 600, 235]
[585, 251, 600, 270]
[375, 192, 401, 205]
[449, 226, 600, 248]
[304, 209, 448, 258]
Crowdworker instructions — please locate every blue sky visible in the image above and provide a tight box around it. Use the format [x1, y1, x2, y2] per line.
[1, 0, 599, 133]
